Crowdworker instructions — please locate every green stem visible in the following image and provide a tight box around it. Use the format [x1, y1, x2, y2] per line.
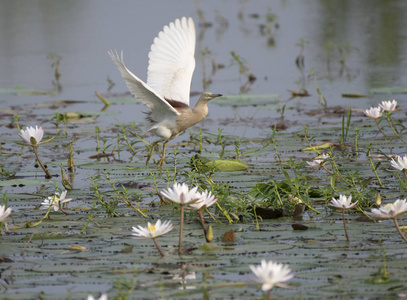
[215, 201, 233, 223]
[120, 126, 137, 154]
[331, 157, 352, 186]
[387, 114, 407, 145]
[389, 115, 399, 134]
[238, 137, 273, 158]
[367, 143, 382, 187]
[32, 203, 54, 227]
[32, 145, 52, 178]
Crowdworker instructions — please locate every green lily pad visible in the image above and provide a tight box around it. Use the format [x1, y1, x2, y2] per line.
[212, 93, 280, 107]
[369, 86, 407, 94]
[207, 159, 249, 171]
[0, 178, 53, 187]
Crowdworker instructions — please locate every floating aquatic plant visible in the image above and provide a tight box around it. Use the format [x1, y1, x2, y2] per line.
[365, 99, 407, 144]
[0, 205, 12, 235]
[0, 205, 12, 223]
[364, 107, 385, 136]
[161, 182, 204, 254]
[40, 190, 72, 215]
[132, 219, 173, 257]
[249, 259, 294, 299]
[330, 194, 358, 241]
[390, 155, 407, 179]
[17, 125, 54, 178]
[366, 198, 407, 243]
[378, 99, 397, 113]
[87, 294, 108, 300]
[307, 153, 332, 174]
[189, 190, 218, 242]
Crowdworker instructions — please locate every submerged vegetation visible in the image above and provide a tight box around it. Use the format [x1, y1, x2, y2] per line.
[2, 3, 407, 299]
[1, 94, 407, 299]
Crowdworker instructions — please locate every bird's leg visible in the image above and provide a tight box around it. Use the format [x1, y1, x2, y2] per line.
[158, 140, 169, 169]
[146, 141, 159, 165]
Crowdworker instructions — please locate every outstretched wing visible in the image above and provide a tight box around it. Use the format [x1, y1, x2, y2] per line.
[147, 17, 196, 106]
[108, 50, 179, 121]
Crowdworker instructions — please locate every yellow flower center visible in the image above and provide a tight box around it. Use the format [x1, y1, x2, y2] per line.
[147, 224, 156, 233]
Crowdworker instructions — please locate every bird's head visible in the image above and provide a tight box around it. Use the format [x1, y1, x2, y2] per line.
[202, 92, 222, 102]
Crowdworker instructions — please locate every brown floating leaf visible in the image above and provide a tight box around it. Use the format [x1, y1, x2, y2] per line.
[272, 123, 289, 130]
[0, 256, 14, 263]
[249, 206, 284, 219]
[288, 88, 310, 97]
[222, 230, 237, 242]
[342, 93, 368, 98]
[120, 246, 134, 253]
[293, 204, 305, 220]
[69, 245, 87, 251]
[292, 224, 309, 231]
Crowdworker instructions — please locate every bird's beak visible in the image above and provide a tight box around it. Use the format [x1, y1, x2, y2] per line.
[212, 94, 222, 99]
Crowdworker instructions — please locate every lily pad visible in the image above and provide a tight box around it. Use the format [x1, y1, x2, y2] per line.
[207, 159, 249, 171]
[212, 94, 280, 107]
[369, 86, 407, 94]
[0, 178, 53, 187]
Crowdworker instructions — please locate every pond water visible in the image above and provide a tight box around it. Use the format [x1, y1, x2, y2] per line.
[1, 0, 407, 299]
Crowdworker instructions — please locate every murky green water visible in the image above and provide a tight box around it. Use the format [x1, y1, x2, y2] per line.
[1, 1, 407, 299]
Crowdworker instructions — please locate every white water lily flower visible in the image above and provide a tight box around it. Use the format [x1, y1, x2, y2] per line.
[250, 260, 294, 292]
[87, 294, 108, 300]
[330, 194, 358, 209]
[18, 126, 44, 145]
[306, 153, 330, 168]
[364, 107, 383, 119]
[40, 191, 72, 211]
[132, 219, 173, 239]
[379, 99, 397, 112]
[367, 199, 407, 219]
[0, 205, 12, 222]
[161, 182, 203, 205]
[189, 190, 218, 210]
[390, 155, 407, 171]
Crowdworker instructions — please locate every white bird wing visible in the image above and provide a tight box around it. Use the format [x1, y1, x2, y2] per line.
[108, 50, 179, 121]
[147, 17, 196, 106]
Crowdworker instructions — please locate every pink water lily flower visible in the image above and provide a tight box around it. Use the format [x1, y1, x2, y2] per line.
[250, 260, 294, 292]
[18, 126, 44, 145]
[87, 294, 108, 300]
[0, 205, 12, 222]
[330, 194, 358, 209]
[161, 182, 203, 205]
[367, 199, 407, 219]
[40, 191, 72, 212]
[390, 155, 407, 172]
[379, 99, 397, 112]
[132, 219, 173, 239]
[364, 107, 383, 119]
[189, 190, 218, 210]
